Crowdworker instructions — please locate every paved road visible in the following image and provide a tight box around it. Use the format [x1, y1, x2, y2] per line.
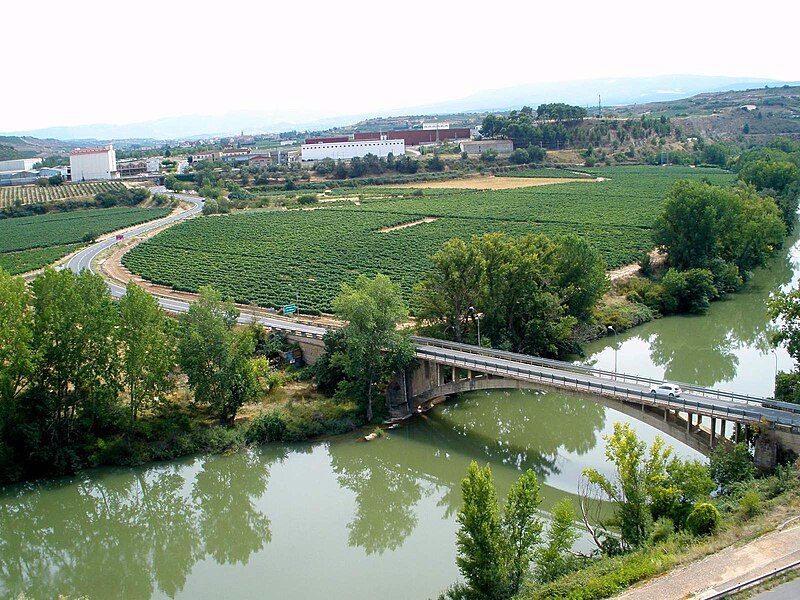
[753, 575, 800, 599]
[63, 188, 327, 338]
[614, 525, 800, 600]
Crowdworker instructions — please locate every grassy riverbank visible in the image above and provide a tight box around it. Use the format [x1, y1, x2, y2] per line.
[81, 373, 364, 469]
[521, 470, 800, 599]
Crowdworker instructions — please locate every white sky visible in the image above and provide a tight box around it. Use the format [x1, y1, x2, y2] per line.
[2, 0, 799, 132]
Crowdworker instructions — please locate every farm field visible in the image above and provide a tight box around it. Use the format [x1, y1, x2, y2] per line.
[0, 181, 128, 207]
[123, 166, 736, 313]
[0, 206, 171, 274]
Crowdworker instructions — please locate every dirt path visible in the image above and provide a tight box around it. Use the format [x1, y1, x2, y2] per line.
[608, 249, 665, 283]
[615, 523, 800, 600]
[376, 217, 438, 233]
[392, 175, 597, 190]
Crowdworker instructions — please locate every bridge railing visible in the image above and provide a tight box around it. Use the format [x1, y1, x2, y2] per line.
[412, 336, 800, 417]
[414, 346, 799, 429]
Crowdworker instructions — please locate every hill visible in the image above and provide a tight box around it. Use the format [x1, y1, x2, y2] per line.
[609, 85, 800, 140]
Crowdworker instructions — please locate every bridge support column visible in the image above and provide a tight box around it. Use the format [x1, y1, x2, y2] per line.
[686, 412, 692, 433]
[664, 408, 668, 422]
[436, 364, 445, 387]
[452, 366, 458, 382]
[720, 420, 727, 441]
[467, 370, 475, 380]
[734, 422, 740, 443]
[710, 417, 717, 448]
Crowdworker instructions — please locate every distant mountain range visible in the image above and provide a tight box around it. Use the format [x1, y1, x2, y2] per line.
[5, 75, 799, 142]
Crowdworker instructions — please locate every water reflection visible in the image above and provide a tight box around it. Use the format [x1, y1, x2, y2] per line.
[583, 233, 800, 394]
[331, 450, 426, 555]
[329, 390, 606, 554]
[0, 449, 282, 599]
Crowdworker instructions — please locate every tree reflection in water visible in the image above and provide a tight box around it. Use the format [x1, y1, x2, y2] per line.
[0, 448, 283, 599]
[330, 390, 605, 553]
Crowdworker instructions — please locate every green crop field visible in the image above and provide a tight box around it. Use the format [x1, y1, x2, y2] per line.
[0, 206, 171, 275]
[0, 181, 128, 207]
[123, 166, 735, 313]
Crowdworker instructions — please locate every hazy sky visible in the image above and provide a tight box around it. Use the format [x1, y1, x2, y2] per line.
[3, 0, 799, 132]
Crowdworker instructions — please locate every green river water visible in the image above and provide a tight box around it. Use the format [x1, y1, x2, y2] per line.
[1, 236, 797, 599]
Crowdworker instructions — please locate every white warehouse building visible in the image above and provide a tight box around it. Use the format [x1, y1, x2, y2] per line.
[69, 145, 118, 181]
[301, 139, 405, 161]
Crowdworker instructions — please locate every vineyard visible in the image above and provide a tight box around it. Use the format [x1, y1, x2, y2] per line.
[0, 181, 128, 207]
[123, 166, 736, 313]
[0, 206, 171, 275]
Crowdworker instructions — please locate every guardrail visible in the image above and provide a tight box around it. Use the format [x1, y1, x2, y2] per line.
[414, 346, 800, 429]
[411, 336, 800, 414]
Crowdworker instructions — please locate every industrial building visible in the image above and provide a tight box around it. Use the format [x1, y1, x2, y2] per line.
[301, 138, 405, 161]
[459, 140, 514, 155]
[0, 158, 40, 172]
[353, 128, 470, 146]
[69, 145, 118, 181]
[221, 148, 251, 162]
[117, 159, 148, 177]
[189, 150, 220, 163]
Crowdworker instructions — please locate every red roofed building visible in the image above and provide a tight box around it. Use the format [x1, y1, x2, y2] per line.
[69, 145, 118, 181]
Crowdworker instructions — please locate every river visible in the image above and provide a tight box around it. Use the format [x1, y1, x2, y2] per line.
[1, 237, 797, 599]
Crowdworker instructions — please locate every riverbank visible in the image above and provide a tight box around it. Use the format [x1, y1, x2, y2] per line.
[520, 471, 800, 600]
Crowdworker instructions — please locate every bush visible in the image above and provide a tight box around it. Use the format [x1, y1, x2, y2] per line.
[246, 411, 287, 444]
[649, 517, 675, 544]
[660, 268, 717, 314]
[738, 490, 762, 520]
[710, 443, 755, 489]
[297, 194, 318, 205]
[685, 503, 720, 536]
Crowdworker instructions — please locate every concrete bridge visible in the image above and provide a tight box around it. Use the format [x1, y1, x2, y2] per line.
[386, 337, 800, 464]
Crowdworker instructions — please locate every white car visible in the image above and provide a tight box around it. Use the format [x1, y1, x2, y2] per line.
[650, 383, 682, 398]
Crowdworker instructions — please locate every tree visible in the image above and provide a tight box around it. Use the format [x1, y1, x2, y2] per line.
[552, 234, 609, 321]
[412, 238, 484, 342]
[582, 423, 673, 551]
[480, 148, 498, 163]
[535, 498, 580, 583]
[0, 269, 34, 406]
[709, 442, 754, 490]
[118, 282, 176, 422]
[331, 274, 414, 421]
[178, 286, 260, 423]
[475, 233, 575, 356]
[653, 181, 784, 276]
[456, 462, 543, 599]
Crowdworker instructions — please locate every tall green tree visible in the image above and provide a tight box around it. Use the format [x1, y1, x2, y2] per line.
[552, 234, 609, 321]
[456, 462, 544, 599]
[535, 498, 580, 583]
[476, 233, 575, 356]
[769, 285, 800, 402]
[582, 423, 673, 551]
[178, 286, 260, 423]
[332, 273, 414, 421]
[0, 269, 34, 406]
[653, 181, 784, 275]
[31, 268, 120, 439]
[118, 282, 177, 422]
[412, 238, 484, 343]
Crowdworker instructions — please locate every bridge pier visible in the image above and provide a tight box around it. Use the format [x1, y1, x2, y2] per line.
[710, 417, 716, 448]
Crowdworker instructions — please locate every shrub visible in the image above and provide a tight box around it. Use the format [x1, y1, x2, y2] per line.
[649, 517, 675, 544]
[685, 503, 720, 536]
[297, 194, 318, 205]
[739, 490, 762, 520]
[246, 411, 288, 444]
[710, 443, 755, 489]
